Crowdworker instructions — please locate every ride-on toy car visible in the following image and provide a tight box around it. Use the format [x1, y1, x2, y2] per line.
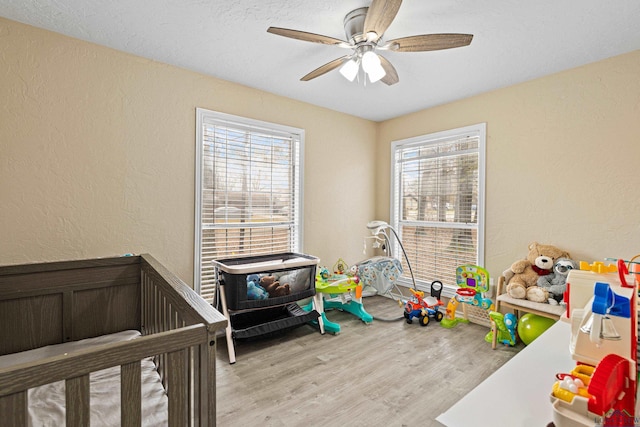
[404, 281, 444, 326]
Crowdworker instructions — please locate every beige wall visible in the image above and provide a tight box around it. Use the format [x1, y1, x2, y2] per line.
[2, 16, 639, 287]
[0, 17, 377, 283]
[377, 50, 640, 280]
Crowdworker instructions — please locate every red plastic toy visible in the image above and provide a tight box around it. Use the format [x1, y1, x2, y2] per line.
[403, 281, 444, 326]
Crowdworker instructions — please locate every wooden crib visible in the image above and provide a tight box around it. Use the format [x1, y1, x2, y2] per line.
[0, 254, 227, 426]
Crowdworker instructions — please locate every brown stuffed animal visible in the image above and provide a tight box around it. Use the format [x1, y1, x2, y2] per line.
[503, 242, 570, 303]
[259, 275, 291, 297]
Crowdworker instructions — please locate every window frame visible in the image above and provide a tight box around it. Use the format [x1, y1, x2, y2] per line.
[194, 108, 305, 298]
[389, 123, 486, 295]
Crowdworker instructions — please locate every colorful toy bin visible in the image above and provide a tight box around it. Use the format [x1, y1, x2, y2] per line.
[212, 253, 319, 310]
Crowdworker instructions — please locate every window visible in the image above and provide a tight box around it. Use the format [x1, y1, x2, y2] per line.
[390, 123, 486, 292]
[195, 108, 304, 302]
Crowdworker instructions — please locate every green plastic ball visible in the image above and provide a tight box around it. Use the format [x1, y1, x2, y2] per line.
[517, 313, 556, 345]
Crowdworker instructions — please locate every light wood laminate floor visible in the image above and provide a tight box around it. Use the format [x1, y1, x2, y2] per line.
[216, 296, 522, 426]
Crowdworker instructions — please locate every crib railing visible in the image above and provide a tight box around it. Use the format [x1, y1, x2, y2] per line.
[140, 254, 227, 425]
[0, 326, 206, 426]
[0, 254, 227, 427]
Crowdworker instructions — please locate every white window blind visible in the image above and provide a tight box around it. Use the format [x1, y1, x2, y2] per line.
[391, 123, 486, 290]
[195, 109, 304, 302]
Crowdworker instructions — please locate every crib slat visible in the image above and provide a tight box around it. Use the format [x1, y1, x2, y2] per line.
[159, 297, 167, 388]
[189, 346, 198, 424]
[66, 375, 90, 427]
[141, 275, 148, 335]
[0, 391, 27, 426]
[122, 361, 142, 427]
[168, 348, 188, 426]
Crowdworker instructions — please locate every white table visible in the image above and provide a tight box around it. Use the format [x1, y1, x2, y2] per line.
[437, 320, 574, 427]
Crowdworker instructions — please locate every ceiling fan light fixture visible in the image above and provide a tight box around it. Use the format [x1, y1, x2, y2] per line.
[366, 63, 386, 83]
[339, 58, 359, 81]
[267, 0, 473, 86]
[361, 51, 386, 83]
[361, 50, 378, 70]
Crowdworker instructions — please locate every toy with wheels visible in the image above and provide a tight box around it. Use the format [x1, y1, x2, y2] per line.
[404, 281, 444, 326]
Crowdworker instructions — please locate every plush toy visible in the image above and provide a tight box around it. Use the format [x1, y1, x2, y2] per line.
[537, 257, 578, 305]
[503, 242, 571, 303]
[317, 266, 330, 281]
[277, 269, 311, 293]
[246, 280, 268, 300]
[259, 275, 291, 297]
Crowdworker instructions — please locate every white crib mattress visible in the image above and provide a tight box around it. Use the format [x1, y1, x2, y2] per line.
[0, 330, 168, 427]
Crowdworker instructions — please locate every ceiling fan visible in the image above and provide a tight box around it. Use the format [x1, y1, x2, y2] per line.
[267, 0, 473, 85]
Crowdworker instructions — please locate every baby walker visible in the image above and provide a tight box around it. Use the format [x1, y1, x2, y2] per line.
[441, 264, 493, 328]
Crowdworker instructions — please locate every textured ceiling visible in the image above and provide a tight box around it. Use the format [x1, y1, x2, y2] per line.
[1, 0, 640, 121]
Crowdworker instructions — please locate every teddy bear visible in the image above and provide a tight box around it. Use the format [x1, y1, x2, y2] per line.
[259, 275, 291, 297]
[503, 242, 571, 303]
[537, 257, 578, 305]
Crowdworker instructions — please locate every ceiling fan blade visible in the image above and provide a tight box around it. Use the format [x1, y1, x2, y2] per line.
[378, 55, 399, 85]
[267, 27, 348, 46]
[300, 56, 350, 81]
[363, 0, 402, 41]
[385, 33, 473, 52]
